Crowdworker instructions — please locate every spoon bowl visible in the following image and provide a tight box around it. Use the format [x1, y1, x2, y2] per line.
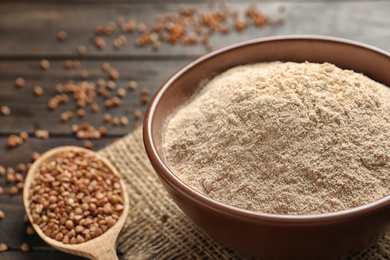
[23, 146, 129, 260]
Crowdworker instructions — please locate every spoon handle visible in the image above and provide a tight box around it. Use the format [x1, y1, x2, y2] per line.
[81, 234, 119, 260]
[92, 247, 119, 260]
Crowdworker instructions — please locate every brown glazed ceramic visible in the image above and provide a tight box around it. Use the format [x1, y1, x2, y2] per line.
[143, 36, 390, 260]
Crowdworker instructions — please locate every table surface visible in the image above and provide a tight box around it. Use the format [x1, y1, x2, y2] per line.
[0, 1, 389, 259]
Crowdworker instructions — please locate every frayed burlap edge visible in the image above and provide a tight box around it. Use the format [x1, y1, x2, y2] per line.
[99, 126, 390, 260]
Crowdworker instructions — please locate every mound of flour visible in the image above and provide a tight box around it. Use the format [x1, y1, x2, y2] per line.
[164, 61, 390, 215]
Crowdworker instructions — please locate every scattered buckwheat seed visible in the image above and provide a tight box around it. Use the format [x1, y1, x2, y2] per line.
[33, 86, 44, 96]
[152, 41, 161, 51]
[104, 100, 113, 108]
[6, 172, 15, 182]
[107, 80, 116, 90]
[81, 70, 89, 79]
[20, 243, 30, 252]
[102, 62, 110, 72]
[17, 162, 27, 172]
[32, 151, 40, 161]
[91, 103, 99, 112]
[114, 38, 124, 49]
[61, 111, 73, 122]
[112, 117, 120, 126]
[40, 59, 50, 70]
[26, 226, 35, 235]
[73, 60, 80, 69]
[64, 60, 74, 69]
[117, 88, 126, 98]
[34, 129, 49, 139]
[94, 37, 106, 49]
[55, 83, 64, 93]
[15, 173, 23, 182]
[77, 108, 85, 117]
[162, 211, 170, 222]
[77, 45, 87, 55]
[141, 88, 150, 95]
[116, 17, 125, 26]
[109, 69, 119, 80]
[17, 182, 24, 190]
[103, 113, 112, 122]
[1, 106, 11, 116]
[7, 167, 14, 175]
[9, 186, 19, 195]
[47, 98, 58, 110]
[120, 116, 129, 126]
[8, 135, 23, 148]
[134, 109, 142, 119]
[20, 131, 29, 141]
[15, 77, 25, 88]
[84, 140, 93, 149]
[0, 243, 7, 252]
[57, 31, 67, 41]
[99, 126, 107, 136]
[140, 94, 149, 104]
[112, 97, 121, 106]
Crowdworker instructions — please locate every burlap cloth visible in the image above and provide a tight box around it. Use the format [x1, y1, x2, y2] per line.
[99, 126, 390, 260]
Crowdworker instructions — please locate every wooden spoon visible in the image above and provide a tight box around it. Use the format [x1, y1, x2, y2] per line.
[23, 146, 129, 260]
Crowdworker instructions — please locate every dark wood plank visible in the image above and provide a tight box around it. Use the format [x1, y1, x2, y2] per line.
[2, 0, 382, 3]
[0, 58, 193, 171]
[0, 59, 190, 135]
[0, 136, 118, 173]
[0, 2, 267, 57]
[0, 204, 113, 259]
[0, 204, 46, 248]
[1, 0, 390, 259]
[0, 1, 389, 58]
[0, 251, 89, 260]
[0, 249, 124, 260]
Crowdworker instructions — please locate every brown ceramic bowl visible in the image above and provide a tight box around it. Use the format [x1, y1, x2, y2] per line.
[143, 35, 390, 260]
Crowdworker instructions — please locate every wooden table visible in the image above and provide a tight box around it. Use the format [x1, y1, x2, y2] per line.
[0, 1, 389, 259]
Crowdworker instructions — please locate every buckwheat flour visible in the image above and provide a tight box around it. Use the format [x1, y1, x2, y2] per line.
[163, 61, 390, 215]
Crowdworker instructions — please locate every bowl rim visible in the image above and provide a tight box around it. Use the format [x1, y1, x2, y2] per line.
[144, 35, 390, 224]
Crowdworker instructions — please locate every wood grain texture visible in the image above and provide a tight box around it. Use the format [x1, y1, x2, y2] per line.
[0, 0, 389, 259]
[0, 2, 389, 58]
[0, 59, 190, 134]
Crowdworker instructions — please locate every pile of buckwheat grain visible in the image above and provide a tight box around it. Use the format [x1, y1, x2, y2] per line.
[28, 150, 124, 244]
[164, 61, 390, 215]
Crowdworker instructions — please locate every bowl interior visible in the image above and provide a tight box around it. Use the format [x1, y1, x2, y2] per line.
[148, 36, 390, 175]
